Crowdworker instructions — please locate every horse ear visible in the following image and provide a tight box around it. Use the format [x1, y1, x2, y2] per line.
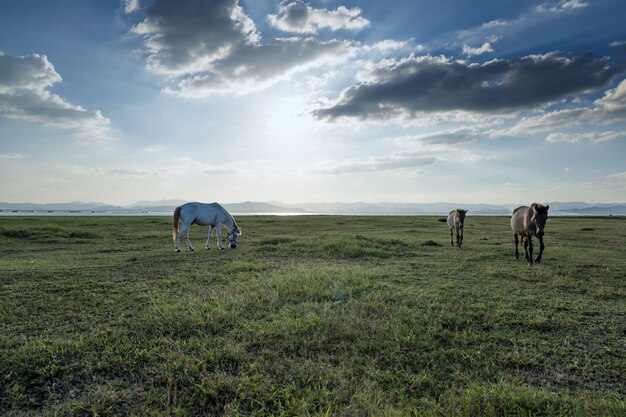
[545, 205, 549, 211]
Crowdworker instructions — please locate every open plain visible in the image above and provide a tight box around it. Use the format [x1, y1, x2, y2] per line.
[1, 215, 625, 416]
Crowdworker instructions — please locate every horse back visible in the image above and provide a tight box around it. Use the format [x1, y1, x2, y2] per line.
[446, 211, 455, 229]
[180, 202, 224, 226]
[510, 206, 529, 235]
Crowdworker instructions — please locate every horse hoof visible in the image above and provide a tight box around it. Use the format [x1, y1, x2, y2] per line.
[175, 248, 181, 253]
[206, 247, 211, 250]
[189, 248, 195, 251]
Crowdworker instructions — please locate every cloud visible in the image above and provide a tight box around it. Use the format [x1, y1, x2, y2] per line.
[546, 131, 626, 143]
[536, 0, 588, 14]
[399, 127, 484, 146]
[131, 0, 260, 76]
[501, 78, 626, 135]
[124, 0, 140, 14]
[462, 42, 494, 57]
[166, 37, 354, 96]
[131, 0, 355, 95]
[318, 151, 436, 174]
[607, 172, 626, 179]
[314, 52, 623, 121]
[268, 1, 369, 34]
[0, 153, 25, 159]
[0, 52, 110, 137]
[363, 39, 423, 54]
[446, 1, 591, 58]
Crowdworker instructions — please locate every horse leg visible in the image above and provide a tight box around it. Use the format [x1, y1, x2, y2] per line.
[459, 228, 463, 247]
[182, 224, 194, 251]
[456, 227, 461, 248]
[176, 224, 193, 251]
[514, 234, 519, 259]
[215, 223, 224, 250]
[174, 230, 182, 252]
[536, 234, 545, 263]
[206, 226, 213, 250]
[450, 228, 454, 246]
[525, 234, 533, 266]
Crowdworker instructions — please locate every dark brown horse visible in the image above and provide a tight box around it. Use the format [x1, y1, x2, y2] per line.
[510, 203, 549, 266]
[445, 209, 467, 247]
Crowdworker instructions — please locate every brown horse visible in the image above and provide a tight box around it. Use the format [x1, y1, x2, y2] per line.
[445, 209, 467, 247]
[510, 203, 549, 266]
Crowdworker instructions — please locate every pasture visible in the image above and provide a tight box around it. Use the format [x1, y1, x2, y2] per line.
[1, 215, 625, 416]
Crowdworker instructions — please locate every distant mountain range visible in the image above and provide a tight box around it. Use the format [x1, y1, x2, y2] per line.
[1, 200, 626, 215]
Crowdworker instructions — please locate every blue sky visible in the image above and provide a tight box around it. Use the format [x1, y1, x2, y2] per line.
[1, 0, 625, 205]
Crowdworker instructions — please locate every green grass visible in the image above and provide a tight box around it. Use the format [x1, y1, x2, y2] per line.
[1, 215, 625, 416]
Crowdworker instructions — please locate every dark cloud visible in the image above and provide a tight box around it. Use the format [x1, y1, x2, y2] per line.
[131, 0, 259, 76]
[132, 0, 354, 94]
[314, 53, 623, 121]
[0, 52, 60, 90]
[170, 37, 352, 95]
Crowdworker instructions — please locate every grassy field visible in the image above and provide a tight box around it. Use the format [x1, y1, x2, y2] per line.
[1, 215, 625, 416]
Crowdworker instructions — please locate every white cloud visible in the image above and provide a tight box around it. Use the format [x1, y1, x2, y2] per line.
[399, 127, 483, 146]
[536, 0, 589, 13]
[607, 172, 626, 179]
[0, 152, 25, 159]
[364, 39, 422, 54]
[500, 78, 626, 136]
[124, 0, 140, 14]
[317, 151, 436, 174]
[546, 131, 626, 143]
[462, 42, 493, 57]
[0, 52, 110, 138]
[268, 1, 370, 34]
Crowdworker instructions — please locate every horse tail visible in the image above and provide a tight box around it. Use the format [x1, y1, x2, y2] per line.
[172, 206, 181, 242]
[438, 218, 447, 223]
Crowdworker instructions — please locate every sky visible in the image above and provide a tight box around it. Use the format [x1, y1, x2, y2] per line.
[1, 0, 625, 205]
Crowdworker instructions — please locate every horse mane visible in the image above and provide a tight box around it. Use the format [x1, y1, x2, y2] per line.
[222, 205, 239, 232]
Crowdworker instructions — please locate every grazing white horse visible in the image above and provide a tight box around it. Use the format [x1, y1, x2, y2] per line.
[173, 202, 241, 252]
[446, 209, 468, 247]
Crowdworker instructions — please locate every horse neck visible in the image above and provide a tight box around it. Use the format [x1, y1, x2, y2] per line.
[222, 211, 235, 230]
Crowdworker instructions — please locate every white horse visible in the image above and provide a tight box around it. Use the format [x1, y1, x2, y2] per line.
[172, 202, 241, 252]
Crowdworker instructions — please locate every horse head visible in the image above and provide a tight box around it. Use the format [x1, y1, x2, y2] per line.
[530, 203, 549, 236]
[456, 209, 468, 227]
[228, 226, 241, 249]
